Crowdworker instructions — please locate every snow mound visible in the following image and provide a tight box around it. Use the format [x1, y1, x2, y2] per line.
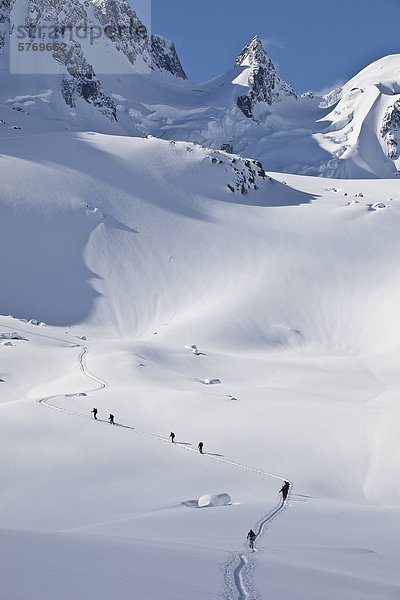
[197, 493, 232, 508]
[201, 378, 221, 385]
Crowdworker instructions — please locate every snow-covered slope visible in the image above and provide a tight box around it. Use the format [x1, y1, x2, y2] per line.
[2, 130, 400, 351]
[316, 54, 400, 178]
[1, 128, 400, 598]
[1, 117, 400, 598]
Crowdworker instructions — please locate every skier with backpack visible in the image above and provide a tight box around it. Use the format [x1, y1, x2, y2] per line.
[91, 408, 98, 420]
[280, 480, 290, 502]
[109, 414, 115, 425]
[169, 432, 176, 443]
[247, 529, 256, 550]
[198, 441, 204, 454]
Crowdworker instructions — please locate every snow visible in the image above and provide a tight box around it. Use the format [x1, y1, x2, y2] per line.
[197, 493, 232, 508]
[0, 90, 400, 599]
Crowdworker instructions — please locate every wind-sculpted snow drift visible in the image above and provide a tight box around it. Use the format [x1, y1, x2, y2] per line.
[198, 493, 232, 508]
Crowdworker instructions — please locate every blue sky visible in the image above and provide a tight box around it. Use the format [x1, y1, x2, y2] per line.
[149, 0, 400, 92]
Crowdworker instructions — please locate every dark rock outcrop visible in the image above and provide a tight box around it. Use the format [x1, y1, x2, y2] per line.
[380, 99, 400, 160]
[62, 75, 117, 121]
[151, 35, 186, 79]
[235, 36, 296, 118]
[0, 0, 11, 53]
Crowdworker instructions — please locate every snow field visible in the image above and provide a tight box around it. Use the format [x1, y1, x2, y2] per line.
[1, 320, 399, 598]
[1, 132, 400, 598]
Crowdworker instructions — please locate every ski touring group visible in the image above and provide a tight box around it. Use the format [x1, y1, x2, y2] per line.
[91, 411, 290, 551]
[246, 480, 291, 551]
[91, 416, 206, 453]
[91, 407, 114, 425]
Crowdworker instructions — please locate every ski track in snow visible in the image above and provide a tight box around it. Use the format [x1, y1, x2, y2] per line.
[223, 498, 286, 600]
[26, 332, 290, 600]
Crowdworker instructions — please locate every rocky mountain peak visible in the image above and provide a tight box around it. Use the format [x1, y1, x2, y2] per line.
[234, 35, 296, 118]
[235, 35, 266, 68]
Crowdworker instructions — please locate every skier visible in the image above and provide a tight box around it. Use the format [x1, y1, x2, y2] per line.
[198, 441, 204, 454]
[91, 407, 98, 420]
[247, 529, 256, 550]
[280, 480, 290, 502]
[169, 432, 176, 443]
[109, 413, 115, 425]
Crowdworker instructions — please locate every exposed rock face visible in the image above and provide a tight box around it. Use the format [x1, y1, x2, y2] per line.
[0, 0, 11, 53]
[1, 0, 186, 120]
[61, 75, 117, 120]
[91, 0, 150, 67]
[8, 0, 187, 79]
[151, 35, 186, 79]
[205, 149, 271, 194]
[51, 36, 117, 120]
[380, 100, 400, 160]
[235, 36, 296, 118]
